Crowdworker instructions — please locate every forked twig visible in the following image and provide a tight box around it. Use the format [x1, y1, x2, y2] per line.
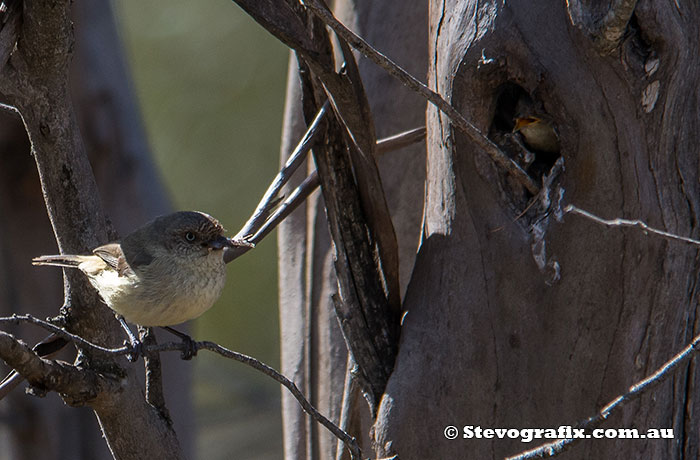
[506, 329, 700, 459]
[232, 101, 330, 242]
[224, 108, 426, 264]
[301, 0, 538, 194]
[506, 203, 700, 459]
[0, 313, 363, 459]
[564, 204, 700, 247]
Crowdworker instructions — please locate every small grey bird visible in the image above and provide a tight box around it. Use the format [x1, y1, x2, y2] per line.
[33, 211, 245, 327]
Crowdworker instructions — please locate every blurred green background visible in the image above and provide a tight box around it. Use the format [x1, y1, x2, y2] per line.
[114, 2, 289, 458]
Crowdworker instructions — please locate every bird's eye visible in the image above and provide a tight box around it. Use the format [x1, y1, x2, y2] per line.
[185, 232, 196, 242]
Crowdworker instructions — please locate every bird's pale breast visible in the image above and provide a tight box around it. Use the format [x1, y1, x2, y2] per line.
[89, 251, 227, 326]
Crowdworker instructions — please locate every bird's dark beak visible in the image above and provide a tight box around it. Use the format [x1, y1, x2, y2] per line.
[208, 235, 234, 250]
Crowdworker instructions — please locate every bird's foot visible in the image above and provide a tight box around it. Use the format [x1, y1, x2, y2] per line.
[116, 315, 141, 362]
[123, 339, 142, 362]
[178, 335, 197, 360]
[162, 326, 198, 360]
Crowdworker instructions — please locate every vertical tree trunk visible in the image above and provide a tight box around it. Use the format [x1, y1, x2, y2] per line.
[0, 2, 191, 458]
[280, 1, 700, 459]
[375, 1, 700, 459]
[278, 1, 427, 458]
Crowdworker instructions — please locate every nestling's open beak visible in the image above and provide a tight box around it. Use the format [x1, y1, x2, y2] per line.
[513, 116, 540, 133]
[208, 235, 235, 250]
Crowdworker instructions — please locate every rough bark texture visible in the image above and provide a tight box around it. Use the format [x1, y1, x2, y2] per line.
[0, 2, 192, 459]
[278, 1, 427, 458]
[374, 1, 700, 459]
[280, 0, 700, 459]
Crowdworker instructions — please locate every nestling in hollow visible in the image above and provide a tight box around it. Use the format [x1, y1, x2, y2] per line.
[513, 116, 560, 154]
[33, 211, 249, 327]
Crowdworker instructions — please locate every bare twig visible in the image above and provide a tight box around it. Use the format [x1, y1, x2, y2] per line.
[301, 0, 538, 194]
[0, 331, 121, 404]
[335, 356, 364, 460]
[563, 204, 700, 247]
[134, 339, 364, 459]
[225, 123, 426, 262]
[268, 127, 425, 243]
[194, 341, 362, 460]
[141, 327, 171, 424]
[0, 314, 363, 459]
[0, 101, 19, 116]
[232, 100, 330, 243]
[376, 126, 426, 155]
[0, 333, 68, 399]
[0, 314, 128, 355]
[250, 172, 319, 244]
[506, 329, 700, 459]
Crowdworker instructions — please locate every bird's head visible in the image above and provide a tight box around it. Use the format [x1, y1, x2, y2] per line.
[153, 211, 233, 258]
[513, 116, 543, 133]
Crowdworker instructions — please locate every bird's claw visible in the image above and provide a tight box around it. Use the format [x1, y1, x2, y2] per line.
[124, 339, 142, 362]
[179, 335, 197, 360]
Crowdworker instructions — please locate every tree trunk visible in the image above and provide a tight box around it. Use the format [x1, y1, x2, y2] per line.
[0, 2, 192, 459]
[280, 1, 700, 459]
[278, 1, 427, 458]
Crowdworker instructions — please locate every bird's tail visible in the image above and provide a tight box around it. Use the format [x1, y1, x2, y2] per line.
[32, 254, 87, 269]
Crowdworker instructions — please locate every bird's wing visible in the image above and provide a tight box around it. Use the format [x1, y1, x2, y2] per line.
[93, 243, 133, 277]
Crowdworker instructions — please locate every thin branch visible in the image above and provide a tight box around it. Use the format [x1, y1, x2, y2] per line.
[376, 126, 426, 155]
[335, 356, 364, 460]
[141, 327, 171, 424]
[251, 125, 426, 245]
[563, 204, 700, 247]
[506, 329, 700, 459]
[0, 333, 68, 399]
[225, 124, 426, 262]
[0, 314, 363, 459]
[232, 100, 330, 243]
[0, 331, 120, 404]
[250, 172, 319, 244]
[0, 101, 20, 116]
[301, 0, 539, 194]
[198, 341, 362, 460]
[0, 314, 129, 355]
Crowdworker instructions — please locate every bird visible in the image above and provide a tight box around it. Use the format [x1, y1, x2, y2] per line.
[513, 115, 560, 154]
[32, 211, 248, 328]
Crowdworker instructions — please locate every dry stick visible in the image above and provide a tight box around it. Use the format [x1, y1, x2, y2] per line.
[141, 327, 170, 424]
[335, 356, 364, 460]
[506, 205, 700, 459]
[0, 101, 19, 115]
[564, 204, 700, 247]
[0, 314, 363, 459]
[251, 126, 427, 245]
[376, 127, 426, 155]
[224, 101, 330, 263]
[232, 100, 330, 242]
[225, 124, 426, 262]
[229, 100, 422, 251]
[301, 0, 539, 195]
[506, 330, 700, 460]
[190, 341, 362, 460]
[251, 172, 319, 243]
[0, 314, 127, 354]
[0, 333, 67, 399]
